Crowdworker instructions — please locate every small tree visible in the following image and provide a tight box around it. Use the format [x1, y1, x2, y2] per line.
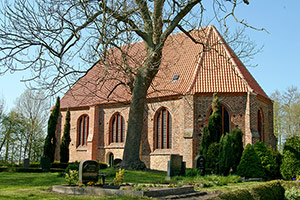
[254, 142, 277, 179]
[60, 108, 71, 163]
[218, 133, 233, 176]
[43, 97, 60, 163]
[208, 93, 222, 143]
[280, 136, 300, 180]
[206, 142, 221, 173]
[231, 129, 244, 173]
[237, 143, 265, 178]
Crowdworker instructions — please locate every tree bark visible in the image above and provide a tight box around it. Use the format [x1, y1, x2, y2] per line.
[120, 47, 162, 170]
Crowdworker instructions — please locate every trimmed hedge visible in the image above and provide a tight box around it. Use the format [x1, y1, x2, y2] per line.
[208, 180, 285, 200]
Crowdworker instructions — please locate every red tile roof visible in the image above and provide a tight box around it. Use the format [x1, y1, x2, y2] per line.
[60, 25, 269, 109]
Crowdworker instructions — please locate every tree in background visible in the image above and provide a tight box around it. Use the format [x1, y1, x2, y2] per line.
[60, 108, 71, 163]
[280, 136, 300, 180]
[43, 97, 60, 163]
[271, 86, 300, 151]
[15, 89, 48, 161]
[0, 0, 262, 169]
[237, 143, 265, 178]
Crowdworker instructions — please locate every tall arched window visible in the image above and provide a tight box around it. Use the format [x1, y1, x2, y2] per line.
[109, 113, 125, 144]
[77, 115, 89, 147]
[209, 105, 230, 135]
[257, 109, 263, 142]
[155, 107, 172, 149]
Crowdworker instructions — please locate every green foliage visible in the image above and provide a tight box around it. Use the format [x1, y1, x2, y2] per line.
[281, 136, 300, 180]
[65, 170, 78, 185]
[208, 93, 222, 143]
[113, 168, 125, 186]
[219, 134, 233, 176]
[269, 147, 282, 178]
[249, 180, 285, 200]
[43, 97, 60, 162]
[254, 142, 277, 178]
[65, 161, 80, 174]
[60, 108, 71, 163]
[199, 126, 210, 155]
[99, 161, 108, 169]
[231, 129, 244, 173]
[237, 144, 265, 178]
[209, 180, 285, 200]
[285, 187, 300, 200]
[206, 142, 221, 172]
[185, 168, 202, 177]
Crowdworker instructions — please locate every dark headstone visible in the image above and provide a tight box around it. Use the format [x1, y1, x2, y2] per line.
[40, 157, 51, 172]
[23, 158, 30, 168]
[166, 154, 185, 180]
[79, 160, 99, 184]
[194, 155, 205, 176]
[113, 158, 122, 166]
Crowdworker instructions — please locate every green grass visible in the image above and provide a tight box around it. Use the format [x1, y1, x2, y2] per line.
[0, 172, 152, 200]
[101, 168, 166, 183]
[0, 169, 270, 199]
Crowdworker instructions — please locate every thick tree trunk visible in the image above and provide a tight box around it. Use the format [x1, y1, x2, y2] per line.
[120, 48, 162, 170]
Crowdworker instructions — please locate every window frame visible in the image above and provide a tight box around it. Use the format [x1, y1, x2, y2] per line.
[77, 114, 89, 147]
[109, 112, 125, 144]
[154, 107, 172, 149]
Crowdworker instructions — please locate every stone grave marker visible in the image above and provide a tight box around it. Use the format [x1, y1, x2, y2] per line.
[194, 155, 205, 176]
[79, 160, 99, 184]
[23, 158, 30, 168]
[40, 157, 51, 172]
[166, 154, 186, 180]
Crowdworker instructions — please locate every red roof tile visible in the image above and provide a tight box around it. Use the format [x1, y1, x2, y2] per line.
[60, 26, 269, 109]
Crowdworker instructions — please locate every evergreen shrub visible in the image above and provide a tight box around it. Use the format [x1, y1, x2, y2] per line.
[231, 129, 243, 172]
[237, 143, 265, 178]
[206, 142, 221, 172]
[60, 108, 71, 163]
[254, 142, 277, 178]
[219, 134, 233, 176]
[280, 136, 300, 180]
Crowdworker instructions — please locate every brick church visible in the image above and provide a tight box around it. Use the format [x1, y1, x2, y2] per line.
[56, 25, 276, 171]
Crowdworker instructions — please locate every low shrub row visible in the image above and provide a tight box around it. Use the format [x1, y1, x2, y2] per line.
[208, 180, 285, 200]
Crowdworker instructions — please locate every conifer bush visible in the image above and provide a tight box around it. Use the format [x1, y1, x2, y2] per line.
[231, 129, 243, 173]
[43, 97, 60, 163]
[280, 136, 300, 180]
[254, 141, 277, 178]
[60, 108, 71, 163]
[219, 133, 233, 176]
[206, 142, 221, 172]
[208, 93, 222, 143]
[237, 143, 265, 178]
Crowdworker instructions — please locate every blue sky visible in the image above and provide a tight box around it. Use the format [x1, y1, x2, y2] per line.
[0, 1, 299, 111]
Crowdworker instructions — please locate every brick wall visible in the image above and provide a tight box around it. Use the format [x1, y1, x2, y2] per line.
[57, 92, 275, 170]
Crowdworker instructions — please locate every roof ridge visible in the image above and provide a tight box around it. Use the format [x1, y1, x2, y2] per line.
[185, 25, 214, 94]
[210, 25, 252, 93]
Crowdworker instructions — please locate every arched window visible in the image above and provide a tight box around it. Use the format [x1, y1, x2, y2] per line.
[109, 113, 125, 144]
[155, 108, 172, 149]
[257, 109, 263, 142]
[77, 115, 89, 147]
[209, 105, 230, 135]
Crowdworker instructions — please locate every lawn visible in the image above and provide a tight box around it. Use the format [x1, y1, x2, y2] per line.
[0, 172, 151, 200]
[0, 170, 267, 200]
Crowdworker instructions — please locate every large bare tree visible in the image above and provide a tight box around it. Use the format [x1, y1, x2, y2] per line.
[0, 0, 259, 169]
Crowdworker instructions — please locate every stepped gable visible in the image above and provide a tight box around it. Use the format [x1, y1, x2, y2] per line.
[60, 26, 269, 109]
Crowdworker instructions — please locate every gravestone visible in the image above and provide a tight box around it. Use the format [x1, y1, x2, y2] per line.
[23, 158, 30, 168]
[166, 154, 186, 180]
[194, 155, 205, 176]
[79, 160, 99, 184]
[40, 157, 51, 172]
